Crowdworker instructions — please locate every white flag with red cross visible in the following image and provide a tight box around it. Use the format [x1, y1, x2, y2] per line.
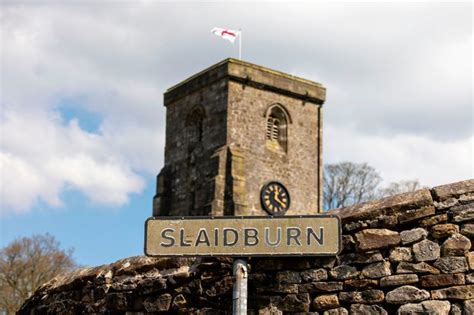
[211, 27, 240, 44]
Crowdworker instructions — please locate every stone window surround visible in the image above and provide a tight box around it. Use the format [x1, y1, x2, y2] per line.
[264, 103, 292, 153]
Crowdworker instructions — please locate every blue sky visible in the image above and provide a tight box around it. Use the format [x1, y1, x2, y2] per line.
[1, 182, 154, 266]
[57, 98, 103, 134]
[1, 2, 472, 267]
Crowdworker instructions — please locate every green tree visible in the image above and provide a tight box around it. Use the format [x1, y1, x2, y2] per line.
[0, 234, 76, 314]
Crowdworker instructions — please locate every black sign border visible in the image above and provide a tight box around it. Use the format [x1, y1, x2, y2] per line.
[144, 215, 342, 257]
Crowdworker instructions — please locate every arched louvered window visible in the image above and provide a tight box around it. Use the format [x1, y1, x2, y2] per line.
[265, 105, 288, 152]
[266, 115, 280, 142]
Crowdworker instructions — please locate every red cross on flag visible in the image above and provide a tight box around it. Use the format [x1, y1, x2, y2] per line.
[211, 27, 240, 44]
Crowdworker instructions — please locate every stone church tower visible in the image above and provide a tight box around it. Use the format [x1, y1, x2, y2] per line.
[153, 59, 326, 217]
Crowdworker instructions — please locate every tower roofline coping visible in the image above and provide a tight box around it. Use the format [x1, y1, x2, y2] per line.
[165, 58, 325, 94]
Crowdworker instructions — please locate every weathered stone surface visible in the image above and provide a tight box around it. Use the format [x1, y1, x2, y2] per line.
[205, 276, 233, 297]
[258, 305, 283, 315]
[467, 252, 474, 270]
[343, 279, 378, 290]
[337, 252, 383, 265]
[327, 188, 432, 222]
[419, 213, 448, 227]
[419, 273, 465, 288]
[464, 299, 474, 315]
[385, 285, 430, 304]
[344, 221, 364, 232]
[256, 283, 298, 294]
[441, 233, 471, 256]
[380, 274, 418, 287]
[396, 303, 424, 314]
[432, 224, 460, 239]
[313, 257, 336, 269]
[312, 294, 339, 311]
[433, 257, 469, 274]
[461, 224, 474, 237]
[329, 265, 359, 280]
[398, 206, 435, 224]
[338, 289, 384, 304]
[343, 215, 398, 235]
[401, 228, 428, 245]
[361, 261, 391, 279]
[345, 216, 398, 233]
[341, 235, 355, 251]
[278, 293, 310, 312]
[460, 192, 474, 203]
[451, 203, 474, 223]
[389, 247, 413, 262]
[467, 273, 474, 284]
[354, 229, 400, 251]
[105, 292, 132, 310]
[322, 307, 348, 315]
[300, 269, 328, 282]
[276, 270, 302, 284]
[397, 300, 451, 315]
[255, 258, 311, 271]
[143, 293, 172, 312]
[172, 294, 187, 309]
[434, 198, 459, 210]
[350, 304, 387, 315]
[344, 216, 400, 234]
[344, 214, 398, 231]
[253, 295, 284, 309]
[299, 282, 343, 293]
[432, 179, 474, 201]
[430, 284, 474, 300]
[367, 215, 398, 228]
[413, 239, 440, 262]
[397, 262, 440, 274]
[418, 299, 451, 315]
[450, 303, 462, 315]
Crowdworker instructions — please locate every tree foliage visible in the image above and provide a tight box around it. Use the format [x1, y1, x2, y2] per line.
[0, 234, 76, 314]
[324, 162, 421, 211]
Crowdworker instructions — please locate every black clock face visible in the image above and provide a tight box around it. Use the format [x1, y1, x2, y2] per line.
[260, 182, 290, 215]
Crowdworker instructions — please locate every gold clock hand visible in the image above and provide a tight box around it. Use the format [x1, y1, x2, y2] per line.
[274, 193, 285, 207]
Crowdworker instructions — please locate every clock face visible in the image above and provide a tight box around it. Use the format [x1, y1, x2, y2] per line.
[260, 182, 290, 216]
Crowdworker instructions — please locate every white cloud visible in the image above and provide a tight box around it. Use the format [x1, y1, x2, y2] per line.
[0, 2, 472, 214]
[324, 123, 473, 187]
[0, 107, 145, 214]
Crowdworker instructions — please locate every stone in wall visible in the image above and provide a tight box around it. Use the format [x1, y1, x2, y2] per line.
[354, 229, 401, 251]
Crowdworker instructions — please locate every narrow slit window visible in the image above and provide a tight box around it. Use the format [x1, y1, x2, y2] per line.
[186, 107, 205, 143]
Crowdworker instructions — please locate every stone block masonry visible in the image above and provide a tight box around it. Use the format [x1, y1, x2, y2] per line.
[19, 179, 474, 314]
[153, 59, 326, 217]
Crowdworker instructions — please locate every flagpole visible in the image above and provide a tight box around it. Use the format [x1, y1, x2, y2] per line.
[239, 29, 242, 60]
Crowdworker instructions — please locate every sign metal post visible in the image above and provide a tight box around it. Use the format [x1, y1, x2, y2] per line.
[232, 258, 248, 315]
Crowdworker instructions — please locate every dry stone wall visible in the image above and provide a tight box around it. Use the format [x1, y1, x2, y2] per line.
[20, 179, 474, 314]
